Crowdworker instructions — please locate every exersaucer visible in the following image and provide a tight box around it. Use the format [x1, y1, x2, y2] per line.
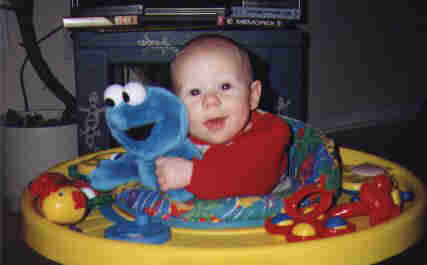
[22, 147, 426, 265]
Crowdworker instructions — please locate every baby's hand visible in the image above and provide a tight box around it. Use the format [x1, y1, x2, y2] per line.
[155, 157, 193, 191]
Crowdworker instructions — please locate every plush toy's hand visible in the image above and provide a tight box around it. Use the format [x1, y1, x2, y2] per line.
[155, 157, 193, 191]
[89, 153, 139, 191]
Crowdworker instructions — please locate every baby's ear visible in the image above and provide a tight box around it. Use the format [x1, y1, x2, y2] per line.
[249, 80, 262, 110]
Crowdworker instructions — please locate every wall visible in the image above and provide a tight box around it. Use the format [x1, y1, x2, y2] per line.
[0, 5, 8, 256]
[307, 1, 425, 130]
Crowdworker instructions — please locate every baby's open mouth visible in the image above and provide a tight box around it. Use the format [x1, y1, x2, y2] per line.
[204, 117, 227, 131]
[125, 123, 155, 141]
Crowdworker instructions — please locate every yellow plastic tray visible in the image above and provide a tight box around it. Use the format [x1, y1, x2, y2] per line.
[22, 148, 426, 265]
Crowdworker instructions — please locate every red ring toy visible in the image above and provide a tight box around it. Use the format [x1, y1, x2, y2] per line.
[284, 183, 333, 222]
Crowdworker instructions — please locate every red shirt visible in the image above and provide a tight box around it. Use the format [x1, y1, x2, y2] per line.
[187, 110, 291, 200]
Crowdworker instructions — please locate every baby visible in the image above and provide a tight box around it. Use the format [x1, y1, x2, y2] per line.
[155, 34, 291, 200]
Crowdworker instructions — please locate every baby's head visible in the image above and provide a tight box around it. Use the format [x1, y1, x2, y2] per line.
[170, 35, 262, 144]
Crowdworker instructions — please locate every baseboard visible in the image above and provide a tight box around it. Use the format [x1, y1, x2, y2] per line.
[309, 102, 424, 133]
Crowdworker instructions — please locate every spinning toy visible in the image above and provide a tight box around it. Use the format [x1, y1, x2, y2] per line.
[29, 172, 94, 224]
[265, 173, 415, 242]
[328, 174, 403, 226]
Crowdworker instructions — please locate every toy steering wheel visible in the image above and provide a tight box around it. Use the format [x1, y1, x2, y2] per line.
[284, 184, 333, 221]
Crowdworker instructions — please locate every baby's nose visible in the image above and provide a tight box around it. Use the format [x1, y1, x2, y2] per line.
[202, 92, 221, 108]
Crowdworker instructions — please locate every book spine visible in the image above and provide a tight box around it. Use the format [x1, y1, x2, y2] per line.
[242, 0, 301, 9]
[231, 6, 301, 20]
[70, 4, 144, 17]
[224, 17, 287, 27]
[63, 16, 139, 28]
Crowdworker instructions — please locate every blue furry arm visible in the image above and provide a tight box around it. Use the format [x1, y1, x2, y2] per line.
[168, 138, 202, 160]
[88, 153, 139, 191]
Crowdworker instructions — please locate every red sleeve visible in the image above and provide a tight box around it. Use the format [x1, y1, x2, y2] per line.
[186, 112, 291, 200]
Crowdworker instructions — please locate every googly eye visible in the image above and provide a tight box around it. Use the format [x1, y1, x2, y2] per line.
[123, 82, 147, 106]
[80, 187, 96, 199]
[104, 84, 124, 107]
[110, 153, 123, 160]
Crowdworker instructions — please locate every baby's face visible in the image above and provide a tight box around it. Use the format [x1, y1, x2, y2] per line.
[173, 41, 261, 144]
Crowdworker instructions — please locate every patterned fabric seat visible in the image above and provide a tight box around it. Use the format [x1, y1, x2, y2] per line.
[71, 117, 341, 229]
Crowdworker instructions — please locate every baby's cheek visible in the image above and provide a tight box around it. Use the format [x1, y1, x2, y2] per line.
[181, 98, 200, 114]
[185, 104, 204, 126]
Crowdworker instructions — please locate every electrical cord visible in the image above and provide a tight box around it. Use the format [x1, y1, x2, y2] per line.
[19, 25, 64, 112]
[14, 0, 77, 121]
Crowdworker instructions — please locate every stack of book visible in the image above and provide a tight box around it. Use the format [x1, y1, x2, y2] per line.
[64, 3, 144, 28]
[63, 0, 302, 29]
[225, 0, 302, 27]
[63, 2, 228, 29]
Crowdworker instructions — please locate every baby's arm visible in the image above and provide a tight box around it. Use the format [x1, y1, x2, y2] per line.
[155, 157, 193, 191]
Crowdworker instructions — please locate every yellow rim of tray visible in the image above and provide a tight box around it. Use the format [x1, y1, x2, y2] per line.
[21, 147, 426, 265]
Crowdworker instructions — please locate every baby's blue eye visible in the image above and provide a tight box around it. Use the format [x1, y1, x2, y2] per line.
[190, 89, 201, 96]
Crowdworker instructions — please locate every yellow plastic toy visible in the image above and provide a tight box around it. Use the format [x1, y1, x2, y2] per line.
[40, 186, 87, 224]
[21, 147, 426, 265]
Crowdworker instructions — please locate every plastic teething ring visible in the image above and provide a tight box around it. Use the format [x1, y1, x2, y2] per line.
[285, 184, 333, 222]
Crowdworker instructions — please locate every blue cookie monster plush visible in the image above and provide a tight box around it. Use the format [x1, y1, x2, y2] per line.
[89, 82, 201, 201]
[88, 82, 202, 243]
